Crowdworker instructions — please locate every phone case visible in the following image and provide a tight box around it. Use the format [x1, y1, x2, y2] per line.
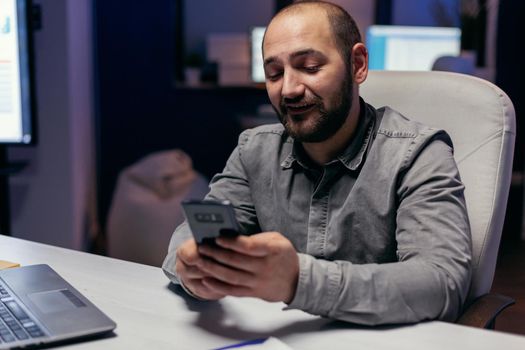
[181, 200, 240, 244]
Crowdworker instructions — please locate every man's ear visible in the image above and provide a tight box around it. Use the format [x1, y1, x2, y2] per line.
[352, 43, 368, 84]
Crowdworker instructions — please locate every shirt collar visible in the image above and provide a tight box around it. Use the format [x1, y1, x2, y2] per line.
[281, 97, 375, 171]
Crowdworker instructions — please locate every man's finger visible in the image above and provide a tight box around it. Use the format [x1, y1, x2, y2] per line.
[197, 256, 255, 287]
[184, 278, 226, 300]
[201, 277, 252, 297]
[176, 239, 200, 265]
[198, 245, 261, 273]
[177, 260, 207, 279]
[215, 234, 272, 256]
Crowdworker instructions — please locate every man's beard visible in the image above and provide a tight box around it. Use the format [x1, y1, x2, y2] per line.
[274, 76, 353, 143]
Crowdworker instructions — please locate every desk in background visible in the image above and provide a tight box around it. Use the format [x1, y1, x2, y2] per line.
[1, 235, 524, 350]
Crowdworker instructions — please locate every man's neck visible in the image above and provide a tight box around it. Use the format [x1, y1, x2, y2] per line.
[302, 96, 361, 166]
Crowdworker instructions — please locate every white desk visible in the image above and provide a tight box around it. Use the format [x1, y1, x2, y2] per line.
[1, 235, 524, 350]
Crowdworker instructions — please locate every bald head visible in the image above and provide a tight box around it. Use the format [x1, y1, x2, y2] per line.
[265, 0, 362, 73]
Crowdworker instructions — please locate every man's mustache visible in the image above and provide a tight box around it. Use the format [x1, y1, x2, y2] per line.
[279, 96, 322, 114]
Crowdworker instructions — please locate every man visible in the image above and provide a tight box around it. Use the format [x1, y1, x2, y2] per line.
[163, 0, 472, 325]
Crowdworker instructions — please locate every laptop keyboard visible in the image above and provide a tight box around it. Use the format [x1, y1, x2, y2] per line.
[0, 283, 45, 344]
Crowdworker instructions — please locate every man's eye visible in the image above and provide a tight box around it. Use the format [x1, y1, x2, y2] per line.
[266, 72, 283, 81]
[304, 66, 320, 73]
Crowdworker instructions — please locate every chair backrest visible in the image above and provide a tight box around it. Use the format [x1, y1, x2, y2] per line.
[360, 71, 516, 302]
[432, 55, 475, 75]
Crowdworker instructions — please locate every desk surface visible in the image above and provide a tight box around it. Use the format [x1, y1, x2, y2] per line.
[1, 235, 524, 350]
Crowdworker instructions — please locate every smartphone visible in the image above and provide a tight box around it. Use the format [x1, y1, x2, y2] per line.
[181, 199, 241, 245]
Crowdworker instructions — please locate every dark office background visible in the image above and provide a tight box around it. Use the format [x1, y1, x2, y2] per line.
[94, 0, 272, 229]
[93, 0, 524, 243]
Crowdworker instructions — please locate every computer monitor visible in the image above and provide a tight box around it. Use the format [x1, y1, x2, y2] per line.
[366, 25, 461, 71]
[251, 25, 461, 80]
[0, 0, 36, 145]
[250, 26, 266, 83]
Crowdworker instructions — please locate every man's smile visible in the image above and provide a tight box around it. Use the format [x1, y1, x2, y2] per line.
[284, 103, 317, 116]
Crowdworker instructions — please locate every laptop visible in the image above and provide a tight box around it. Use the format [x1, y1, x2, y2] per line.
[0, 264, 116, 349]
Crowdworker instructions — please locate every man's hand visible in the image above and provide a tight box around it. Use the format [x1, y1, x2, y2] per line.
[175, 239, 226, 300]
[196, 232, 299, 303]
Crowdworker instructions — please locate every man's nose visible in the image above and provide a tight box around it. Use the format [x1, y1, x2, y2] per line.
[281, 70, 305, 99]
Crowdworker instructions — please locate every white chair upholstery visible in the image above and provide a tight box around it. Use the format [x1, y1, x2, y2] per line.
[360, 71, 516, 304]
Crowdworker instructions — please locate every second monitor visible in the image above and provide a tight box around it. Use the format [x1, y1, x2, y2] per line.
[250, 25, 462, 83]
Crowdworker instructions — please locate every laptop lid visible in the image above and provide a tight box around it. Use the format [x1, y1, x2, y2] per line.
[0, 264, 116, 349]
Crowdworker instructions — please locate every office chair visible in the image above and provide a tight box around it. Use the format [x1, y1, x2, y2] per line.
[432, 55, 476, 75]
[360, 71, 516, 329]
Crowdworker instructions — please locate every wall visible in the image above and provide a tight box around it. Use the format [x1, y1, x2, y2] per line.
[8, 0, 95, 250]
[328, 0, 375, 35]
[185, 0, 375, 56]
[392, 0, 460, 27]
[185, 0, 274, 57]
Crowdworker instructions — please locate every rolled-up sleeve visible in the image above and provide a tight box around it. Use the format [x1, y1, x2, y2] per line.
[287, 139, 472, 325]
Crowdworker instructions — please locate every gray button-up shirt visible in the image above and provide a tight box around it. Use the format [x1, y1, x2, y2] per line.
[163, 99, 472, 326]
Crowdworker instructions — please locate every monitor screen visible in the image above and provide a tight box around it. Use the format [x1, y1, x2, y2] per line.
[0, 0, 36, 144]
[366, 25, 461, 71]
[250, 26, 266, 83]
[251, 25, 461, 80]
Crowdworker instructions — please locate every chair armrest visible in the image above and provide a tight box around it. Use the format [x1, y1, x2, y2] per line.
[456, 293, 515, 329]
